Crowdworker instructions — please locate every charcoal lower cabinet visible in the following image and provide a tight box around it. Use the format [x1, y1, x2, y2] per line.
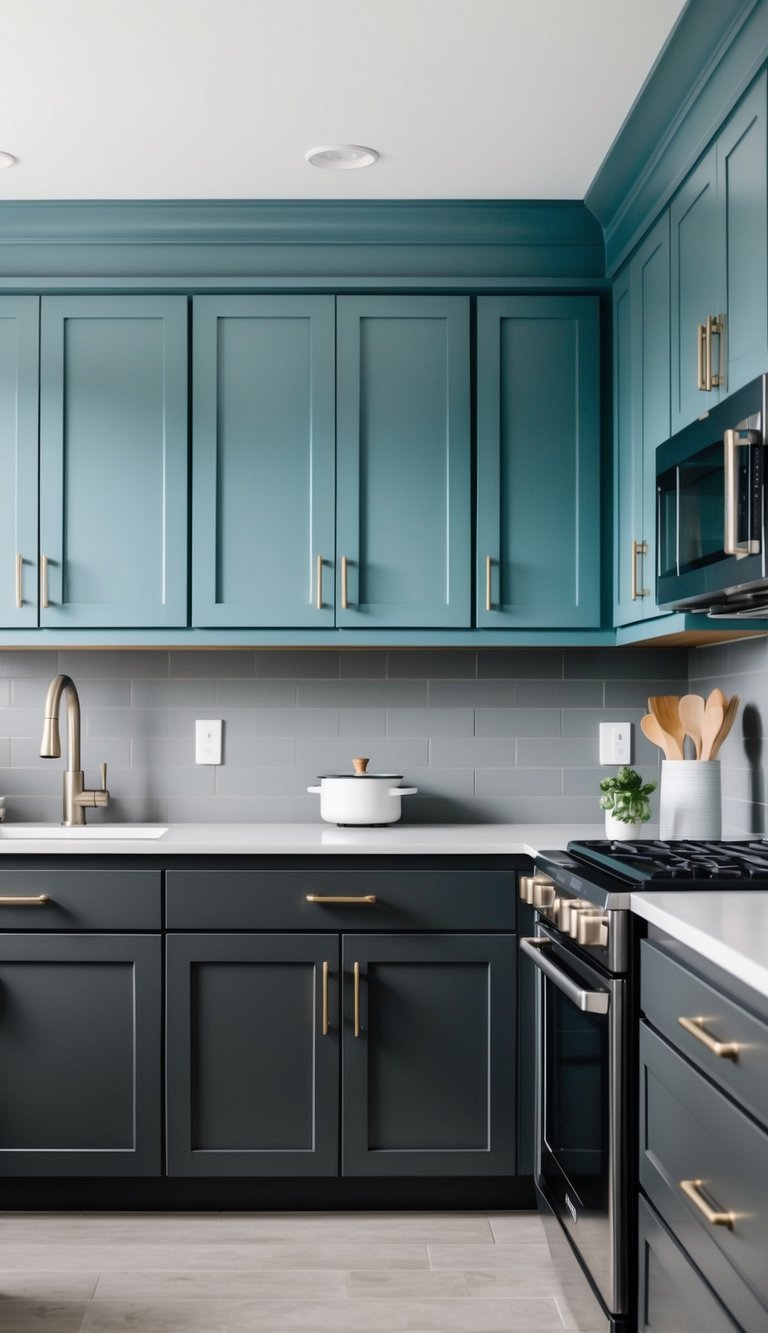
[166, 934, 339, 1176]
[342, 933, 516, 1176]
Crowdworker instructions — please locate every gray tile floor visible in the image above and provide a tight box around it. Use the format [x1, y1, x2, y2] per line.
[0, 1211, 596, 1332]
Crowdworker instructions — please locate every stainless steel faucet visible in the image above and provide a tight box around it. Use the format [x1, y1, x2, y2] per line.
[39, 674, 110, 826]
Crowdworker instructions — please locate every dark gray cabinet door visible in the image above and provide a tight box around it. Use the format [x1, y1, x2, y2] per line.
[342, 933, 516, 1177]
[166, 934, 339, 1177]
[0, 934, 161, 1176]
[638, 1196, 738, 1333]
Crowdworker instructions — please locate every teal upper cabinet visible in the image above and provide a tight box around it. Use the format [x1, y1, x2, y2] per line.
[336, 296, 471, 628]
[0, 298, 39, 629]
[671, 73, 767, 432]
[192, 296, 335, 628]
[476, 296, 601, 628]
[614, 215, 670, 626]
[39, 297, 188, 628]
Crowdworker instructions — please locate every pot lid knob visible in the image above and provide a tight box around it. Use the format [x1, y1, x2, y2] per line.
[352, 757, 370, 775]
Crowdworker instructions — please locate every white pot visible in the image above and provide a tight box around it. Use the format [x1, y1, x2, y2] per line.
[604, 811, 644, 841]
[308, 758, 417, 826]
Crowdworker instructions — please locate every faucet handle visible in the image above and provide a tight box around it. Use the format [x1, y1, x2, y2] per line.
[92, 762, 110, 808]
[101, 762, 107, 792]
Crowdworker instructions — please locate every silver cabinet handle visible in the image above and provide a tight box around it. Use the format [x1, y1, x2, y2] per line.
[520, 936, 609, 1013]
[724, 429, 761, 558]
[678, 1016, 739, 1061]
[322, 960, 329, 1036]
[15, 553, 23, 609]
[705, 314, 724, 390]
[316, 555, 323, 611]
[631, 539, 649, 600]
[353, 960, 361, 1037]
[485, 555, 492, 612]
[697, 322, 707, 390]
[40, 554, 49, 609]
[340, 555, 349, 610]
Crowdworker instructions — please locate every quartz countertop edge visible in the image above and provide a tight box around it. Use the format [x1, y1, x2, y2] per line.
[0, 821, 607, 856]
[631, 890, 768, 1000]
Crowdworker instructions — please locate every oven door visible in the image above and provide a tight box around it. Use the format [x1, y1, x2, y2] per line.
[521, 924, 628, 1320]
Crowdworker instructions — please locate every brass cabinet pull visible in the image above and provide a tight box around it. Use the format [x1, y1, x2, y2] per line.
[316, 555, 323, 611]
[353, 960, 360, 1037]
[630, 539, 649, 600]
[340, 555, 349, 610]
[0, 895, 51, 906]
[697, 322, 707, 390]
[680, 1179, 734, 1229]
[485, 555, 492, 612]
[705, 313, 724, 390]
[40, 554, 49, 609]
[306, 894, 377, 904]
[15, 553, 23, 609]
[322, 960, 329, 1036]
[678, 1015, 740, 1060]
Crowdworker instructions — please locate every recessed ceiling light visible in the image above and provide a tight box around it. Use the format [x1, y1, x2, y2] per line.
[0, 151, 16, 170]
[305, 145, 379, 171]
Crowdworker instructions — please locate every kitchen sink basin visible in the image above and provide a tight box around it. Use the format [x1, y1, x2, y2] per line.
[0, 824, 168, 840]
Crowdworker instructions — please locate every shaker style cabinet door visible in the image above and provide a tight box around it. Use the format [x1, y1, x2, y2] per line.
[336, 296, 471, 628]
[192, 296, 336, 627]
[166, 934, 339, 1176]
[0, 934, 161, 1176]
[341, 933, 516, 1177]
[476, 296, 600, 628]
[670, 147, 720, 432]
[39, 296, 188, 627]
[0, 297, 38, 628]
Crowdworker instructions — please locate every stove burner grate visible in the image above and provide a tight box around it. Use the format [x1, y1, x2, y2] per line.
[570, 839, 768, 883]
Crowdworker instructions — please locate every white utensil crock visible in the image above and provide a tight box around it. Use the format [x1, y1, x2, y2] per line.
[659, 760, 721, 840]
[307, 775, 418, 825]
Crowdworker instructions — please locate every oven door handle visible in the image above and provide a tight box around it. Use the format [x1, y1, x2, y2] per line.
[520, 937, 610, 1014]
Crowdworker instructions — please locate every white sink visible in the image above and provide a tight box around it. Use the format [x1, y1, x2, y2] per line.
[0, 824, 168, 840]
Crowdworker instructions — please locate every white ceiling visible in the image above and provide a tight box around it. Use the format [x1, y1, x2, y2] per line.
[1, 0, 687, 201]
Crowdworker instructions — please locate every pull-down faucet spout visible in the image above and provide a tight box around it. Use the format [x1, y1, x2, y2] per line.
[40, 674, 109, 826]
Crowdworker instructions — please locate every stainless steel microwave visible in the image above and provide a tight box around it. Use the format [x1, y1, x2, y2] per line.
[656, 375, 768, 615]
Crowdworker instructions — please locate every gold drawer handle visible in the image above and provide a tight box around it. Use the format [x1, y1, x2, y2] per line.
[306, 894, 377, 904]
[353, 960, 361, 1038]
[0, 895, 51, 906]
[340, 555, 349, 610]
[678, 1015, 740, 1061]
[680, 1179, 734, 1229]
[321, 960, 329, 1036]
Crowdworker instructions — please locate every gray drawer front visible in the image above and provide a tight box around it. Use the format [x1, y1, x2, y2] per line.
[640, 1022, 768, 1332]
[638, 1196, 739, 1333]
[641, 938, 768, 1127]
[166, 869, 515, 932]
[0, 870, 161, 930]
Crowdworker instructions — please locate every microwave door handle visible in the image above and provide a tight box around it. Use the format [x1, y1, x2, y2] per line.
[724, 429, 761, 558]
[520, 937, 610, 1014]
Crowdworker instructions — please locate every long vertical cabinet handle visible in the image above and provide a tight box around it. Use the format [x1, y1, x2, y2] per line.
[321, 960, 329, 1036]
[697, 323, 707, 390]
[39, 555, 49, 609]
[485, 555, 492, 612]
[15, 553, 23, 609]
[353, 960, 360, 1037]
[341, 555, 349, 611]
[706, 314, 724, 390]
[316, 555, 323, 611]
[631, 540, 649, 600]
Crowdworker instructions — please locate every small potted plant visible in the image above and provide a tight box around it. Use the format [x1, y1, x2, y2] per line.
[599, 766, 656, 840]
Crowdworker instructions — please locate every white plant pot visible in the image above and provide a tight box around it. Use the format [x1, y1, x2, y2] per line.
[659, 760, 721, 841]
[604, 811, 644, 841]
[307, 774, 418, 825]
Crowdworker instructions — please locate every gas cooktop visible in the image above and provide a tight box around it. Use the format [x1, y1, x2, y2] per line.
[568, 838, 768, 885]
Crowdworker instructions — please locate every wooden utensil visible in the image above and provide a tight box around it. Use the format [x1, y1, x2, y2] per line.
[648, 696, 685, 760]
[679, 694, 705, 759]
[641, 712, 675, 760]
[706, 688, 728, 711]
[700, 703, 724, 760]
[708, 694, 740, 760]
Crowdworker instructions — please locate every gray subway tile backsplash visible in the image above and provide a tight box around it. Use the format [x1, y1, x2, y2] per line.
[0, 645, 695, 825]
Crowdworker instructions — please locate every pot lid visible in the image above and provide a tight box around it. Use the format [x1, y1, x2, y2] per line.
[315, 755, 402, 780]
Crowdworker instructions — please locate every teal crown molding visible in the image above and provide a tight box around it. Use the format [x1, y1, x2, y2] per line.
[587, 0, 766, 276]
[0, 200, 604, 284]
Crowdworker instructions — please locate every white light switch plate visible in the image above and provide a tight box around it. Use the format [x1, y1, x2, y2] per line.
[195, 719, 222, 765]
[599, 721, 632, 765]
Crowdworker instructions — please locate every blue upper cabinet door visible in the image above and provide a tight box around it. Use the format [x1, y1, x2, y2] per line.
[192, 296, 335, 628]
[719, 72, 768, 397]
[613, 267, 642, 626]
[39, 297, 188, 628]
[0, 298, 39, 628]
[477, 296, 601, 628]
[336, 296, 471, 628]
[670, 146, 720, 432]
[636, 216, 670, 622]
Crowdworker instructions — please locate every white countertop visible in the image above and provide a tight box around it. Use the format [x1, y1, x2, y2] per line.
[0, 821, 607, 856]
[631, 889, 768, 1000]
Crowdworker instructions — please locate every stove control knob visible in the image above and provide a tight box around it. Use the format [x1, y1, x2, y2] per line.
[519, 875, 534, 903]
[558, 898, 590, 934]
[532, 878, 556, 910]
[519, 875, 553, 906]
[575, 911, 609, 948]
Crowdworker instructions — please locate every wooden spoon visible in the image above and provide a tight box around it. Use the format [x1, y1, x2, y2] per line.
[648, 696, 685, 760]
[640, 712, 675, 760]
[678, 694, 705, 759]
[705, 688, 728, 711]
[700, 703, 724, 761]
[708, 695, 740, 760]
